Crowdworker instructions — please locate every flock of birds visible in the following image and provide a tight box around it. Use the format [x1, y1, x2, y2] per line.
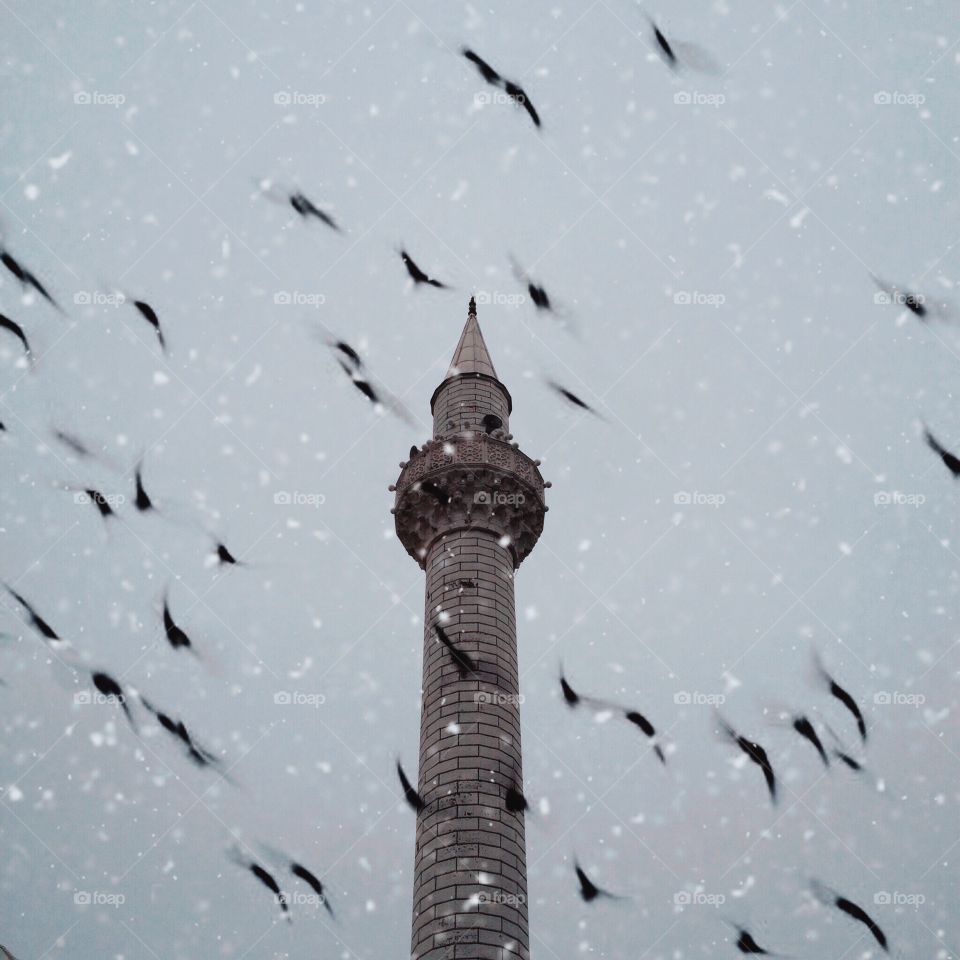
[0, 11, 952, 959]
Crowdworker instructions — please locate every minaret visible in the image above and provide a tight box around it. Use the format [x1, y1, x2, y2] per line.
[392, 297, 548, 960]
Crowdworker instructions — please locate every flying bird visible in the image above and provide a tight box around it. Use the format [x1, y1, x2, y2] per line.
[5, 586, 62, 644]
[814, 654, 866, 743]
[0, 313, 30, 360]
[923, 425, 960, 478]
[462, 47, 503, 86]
[289, 191, 340, 231]
[811, 881, 888, 952]
[417, 479, 450, 505]
[397, 760, 425, 812]
[733, 927, 773, 955]
[718, 715, 777, 804]
[291, 861, 334, 917]
[624, 710, 666, 764]
[871, 274, 928, 319]
[547, 381, 599, 416]
[481, 414, 503, 434]
[650, 18, 678, 68]
[53, 430, 94, 460]
[1, 249, 61, 311]
[162, 594, 197, 655]
[332, 340, 362, 370]
[791, 714, 830, 768]
[574, 862, 620, 903]
[133, 461, 154, 512]
[214, 541, 240, 566]
[91, 671, 138, 732]
[140, 696, 225, 772]
[560, 670, 581, 707]
[400, 249, 449, 289]
[510, 256, 554, 312]
[504, 784, 529, 813]
[503, 79, 541, 128]
[228, 849, 291, 922]
[131, 299, 166, 352]
[435, 623, 477, 676]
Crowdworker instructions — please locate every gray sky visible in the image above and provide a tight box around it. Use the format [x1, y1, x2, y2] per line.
[1, 1, 959, 958]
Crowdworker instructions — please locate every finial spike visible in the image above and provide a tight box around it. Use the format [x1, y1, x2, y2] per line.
[468, 295, 477, 316]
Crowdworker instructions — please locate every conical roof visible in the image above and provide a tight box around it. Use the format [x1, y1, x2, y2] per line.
[446, 296, 498, 379]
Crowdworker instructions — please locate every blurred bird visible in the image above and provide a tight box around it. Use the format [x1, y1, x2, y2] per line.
[717, 715, 777, 803]
[162, 593, 197, 656]
[0, 313, 30, 360]
[923, 425, 960, 478]
[462, 47, 503, 86]
[1, 249, 61, 311]
[559, 669, 581, 707]
[400, 249, 449, 289]
[505, 784, 529, 813]
[214, 540, 240, 566]
[0, 944, 22, 960]
[140, 696, 224, 772]
[810, 881, 888, 952]
[91, 671, 138, 732]
[503, 79, 541, 128]
[547, 380, 599, 416]
[4, 586, 62, 644]
[510, 256, 553, 312]
[791, 714, 830, 767]
[397, 760, 425, 812]
[647, 16, 721, 74]
[332, 340, 362, 370]
[290, 191, 340, 231]
[435, 623, 477, 676]
[133, 461, 155, 512]
[814, 653, 866, 743]
[53, 429, 94, 460]
[481, 414, 503, 434]
[130, 299, 166, 352]
[732, 926, 773, 955]
[291, 861, 334, 917]
[574, 861, 620, 902]
[625, 710, 666, 764]
[228, 848, 291, 922]
[649, 17, 677, 68]
[871, 274, 928, 320]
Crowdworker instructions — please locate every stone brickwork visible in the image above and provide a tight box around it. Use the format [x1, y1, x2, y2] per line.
[411, 530, 529, 960]
[432, 373, 512, 439]
[395, 302, 545, 960]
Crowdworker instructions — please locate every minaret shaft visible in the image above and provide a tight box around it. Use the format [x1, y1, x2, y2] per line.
[394, 300, 546, 960]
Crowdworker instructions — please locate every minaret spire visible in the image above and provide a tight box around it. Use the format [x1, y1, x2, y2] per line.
[392, 301, 548, 960]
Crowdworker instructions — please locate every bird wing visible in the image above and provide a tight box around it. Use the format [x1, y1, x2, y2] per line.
[836, 897, 888, 950]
